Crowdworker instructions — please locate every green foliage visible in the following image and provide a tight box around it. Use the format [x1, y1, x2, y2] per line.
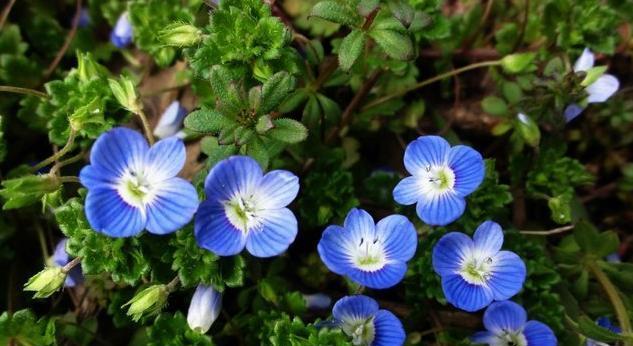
[0, 309, 56, 346]
[0, 174, 61, 210]
[405, 230, 445, 305]
[145, 312, 214, 346]
[246, 311, 350, 345]
[0, 24, 40, 89]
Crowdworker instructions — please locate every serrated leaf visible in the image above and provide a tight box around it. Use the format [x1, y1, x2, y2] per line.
[210, 66, 244, 114]
[369, 25, 413, 61]
[185, 108, 234, 133]
[338, 30, 366, 71]
[0, 309, 56, 346]
[244, 137, 269, 169]
[260, 72, 295, 114]
[268, 118, 309, 144]
[279, 89, 309, 113]
[576, 315, 626, 343]
[310, 1, 361, 26]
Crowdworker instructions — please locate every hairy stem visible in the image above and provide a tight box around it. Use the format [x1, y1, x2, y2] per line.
[58, 176, 81, 184]
[44, 0, 82, 79]
[32, 129, 77, 172]
[519, 224, 575, 235]
[0, 85, 48, 99]
[62, 256, 83, 273]
[136, 108, 155, 145]
[587, 260, 632, 342]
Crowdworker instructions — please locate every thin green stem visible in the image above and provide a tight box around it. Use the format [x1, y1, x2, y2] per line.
[588, 260, 632, 343]
[35, 223, 49, 262]
[166, 276, 180, 292]
[361, 60, 502, 111]
[62, 256, 82, 273]
[519, 224, 575, 235]
[136, 108, 155, 145]
[0, 85, 48, 99]
[31, 129, 77, 172]
[58, 176, 81, 184]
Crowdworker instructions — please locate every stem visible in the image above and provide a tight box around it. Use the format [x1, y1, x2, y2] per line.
[58, 176, 81, 184]
[0, 0, 16, 30]
[512, 0, 530, 52]
[35, 224, 49, 261]
[136, 108, 155, 145]
[166, 276, 180, 292]
[44, 0, 82, 79]
[31, 129, 77, 172]
[587, 260, 632, 341]
[53, 151, 86, 171]
[361, 60, 502, 111]
[62, 256, 82, 273]
[519, 224, 575, 235]
[0, 86, 48, 99]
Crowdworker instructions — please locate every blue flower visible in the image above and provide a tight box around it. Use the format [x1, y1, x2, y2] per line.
[110, 12, 133, 48]
[471, 300, 557, 346]
[194, 156, 300, 257]
[187, 285, 222, 334]
[154, 101, 188, 139]
[432, 221, 526, 312]
[393, 135, 485, 226]
[318, 208, 417, 289]
[78, 8, 91, 28]
[332, 295, 405, 346]
[79, 127, 198, 237]
[565, 48, 620, 122]
[586, 317, 620, 346]
[51, 238, 83, 287]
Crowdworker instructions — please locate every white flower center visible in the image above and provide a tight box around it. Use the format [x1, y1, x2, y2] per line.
[459, 256, 493, 285]
[224, 195, 262, 233]
[342, 318, 376, 346]
[352, 236, 387, 272]
[419, 165, 455, 196]
[117, 170, 156, 208]
[492, 330, 527, 346]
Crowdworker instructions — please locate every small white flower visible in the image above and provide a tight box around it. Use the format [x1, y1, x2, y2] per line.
[187, 285, 222, 334]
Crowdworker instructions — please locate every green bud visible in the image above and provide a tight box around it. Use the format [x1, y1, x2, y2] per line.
[76, 51, 107, 82]
[548, 194, 572, 224]
[0, 175, 62, 210]
[24, 266, 66, 298]
[580, 66, 607, 87]
[108, 76, 139, 113]
[160, 23, 202, 47]
[123, 284, 169, 322]
[501, 52, 536, 74]
[516, 113, 540, 147]
[252, 60, 273, 83]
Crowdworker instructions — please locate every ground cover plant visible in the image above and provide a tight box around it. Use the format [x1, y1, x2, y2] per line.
[1, 0, 633, 345]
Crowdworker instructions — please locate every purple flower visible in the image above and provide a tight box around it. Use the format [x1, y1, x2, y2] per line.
[471, 301, 557, 346]
[52, 238, 83, 287]
[79, 127, 198, 237]
[194, 156, 300, 257]
[332, 295, 405, 346]
[318, 208, 417, 289]
[154, 101, 188, 139]
[393, 136, 485, 226]
[432, 221, 526, 312]
[110, 12, 133, 48]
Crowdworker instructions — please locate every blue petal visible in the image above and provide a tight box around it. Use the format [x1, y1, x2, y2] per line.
[373, 310, 406, 346]
[523, 320, 557, 346]
[145, 178, 199, 235]
[347, 261, 407, 289]
[343, 208, 376, 244]
[587, 74, 619, 103]
[253, 170, 299, 209]
[111, 12, 133, 48]
[52, 239, 69, 267]
[441, 274, 493, 312]
[470, 331, 494, 344]
[483, 301, 526, 334]
[392, 176, 422, 205]
[473, 221, 504, 258]
[245, 208, 298, 257]
[194, 200, 246, 256]
[65, 265, 84, 288]
[416, 192, 466, 226]
[574, 48, 594, 72]
[597, 316, 621, 334]
[318, 225, 355, 275]
[85, 188, 146, 237]
[89, 127, 148, 177]
[79, 165, 117, 191]
[432, 232, 473, 276]
[448, 145, 485, 196]
[403, 136, 450, 175]
[376, 215, 417, 262]
[564, 104, 584, 122]
[332, 295, 379, 322]
[145, 137, 186, 182]
[488, 251, 526, 301]
[154, 101, 187, 139]
[204, 155, 262, 202]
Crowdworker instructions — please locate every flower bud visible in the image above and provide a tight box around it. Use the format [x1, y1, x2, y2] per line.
[303, 293, 331, 310]
[77, 51, 106, 82]
[187, 285, 222, 334]
[160, 23, 202, 47]
[24, 266, 67, 298]
[110, 12, 133, 48]
[515, 113, 540, 147]
[500, 52, 535, 74]
[123, 284, 169, 322]
[108, 76, 139, 113]
[154, 101, 187, 139]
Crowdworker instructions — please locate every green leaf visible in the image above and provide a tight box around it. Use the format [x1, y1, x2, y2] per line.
[146, 312, 214, 346]
[502, 81, 523, 104]
[481, 96, 508, 116]
[548, 193, 572, 224]
[268, 118, 309, 144]
[309, 1, 361, 27]
[338, 30, 366, 71]
[260, 72, 296, 114]
[245, 137, 270, 169]
[576, 315, 626, 343]
[0, 309, 56, 346]
[581, 66, 608, 87]
[516, 113, 541, 147]
[278, 89, 309, 114]
[369, 17, 414, 61]
[209, 66, 244, 115]
[184, 108, 234, 133]
[0, 175, 61, 210]
[500, 52, 536, 74]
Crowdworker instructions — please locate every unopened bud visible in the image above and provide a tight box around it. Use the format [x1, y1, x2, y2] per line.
[24, 266, 67, 298]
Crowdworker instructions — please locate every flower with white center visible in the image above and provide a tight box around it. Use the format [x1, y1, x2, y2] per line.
[318, 208, 417, 289]
[51, 238, 83, 287]
[393, 135, 485, 226]
[194, 155, 300, 257]
[79, 127, 198, 237]
[110, 12, 133, 48]
[154, 101, 188, 139]
[565, 48, 620, 122]
[187, 285, 222, 334]
[332, 295, 405, 346]
[471, 301, 557, 346]
[432, 221, 526, 312]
